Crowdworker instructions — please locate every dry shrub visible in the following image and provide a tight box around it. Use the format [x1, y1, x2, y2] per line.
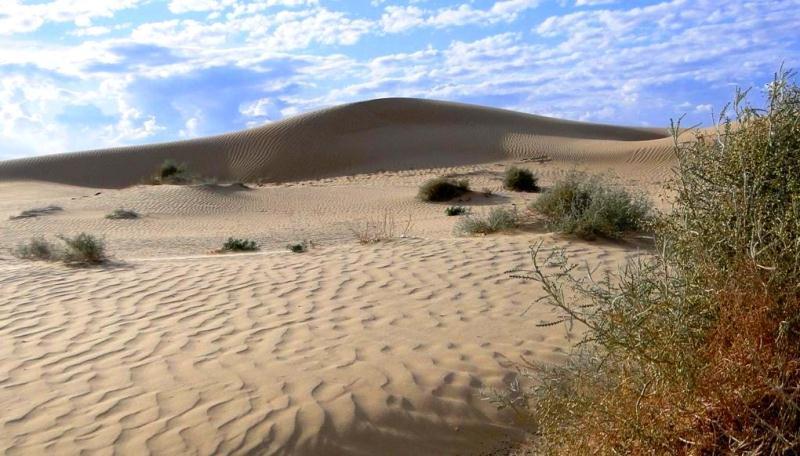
[418, 177, 470, 202]
[350, 211, 412, 244]
[497, 68, 800, 454]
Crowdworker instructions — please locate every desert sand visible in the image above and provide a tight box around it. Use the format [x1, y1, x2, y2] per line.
[0, 98, 676, 455]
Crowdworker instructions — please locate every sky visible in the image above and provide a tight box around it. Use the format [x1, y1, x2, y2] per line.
[1, 0, 798, 159]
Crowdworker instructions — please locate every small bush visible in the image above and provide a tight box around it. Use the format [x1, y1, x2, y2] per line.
[106, 208, 140, 220]
[150, 159, 191, 185]
[13, 237, 56, 260]
[287, 241, 309, 253]
[503, 166, 539, 192]
[58, 233, 107, 265]
[418, 178, 470, 202]
[220, 238, 259, 252]
[531, 172, 650, 239]
[350, 211, 413, 244]
[455, 207, 518, 235]
[445, 206, 468, 216]
[9, 205, 63, 220]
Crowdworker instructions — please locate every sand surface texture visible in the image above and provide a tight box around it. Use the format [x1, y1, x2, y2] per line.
[1, 99, 675, 455]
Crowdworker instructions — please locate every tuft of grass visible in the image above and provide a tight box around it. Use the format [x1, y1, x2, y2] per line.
[531, 172, 650, 239]
[13, 233, 107, 266]
[287, 241, 309, 253]
[9, 205, 63, 220]
[13, 237, 56, 260]
[445, 206, 468, 216]
[219, 238, 259, 252]
[418, 177, 470, 202]
[350, 211, 413, 244]
[58, 233, 107, 265]
[455, 206, 518, 235]
[496, 68, 800, 454]
[503, 166, 539, 192]
[150, 159, 192, 185]
[106, 208, 140, 220]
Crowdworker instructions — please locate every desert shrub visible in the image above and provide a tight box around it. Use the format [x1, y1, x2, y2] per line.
[445, 206, 468, 216]
[350, 211, 413, 244]
[497, 69, 800, 454]
[150, 159, 191, 185]
[531, 172, 650, 239]
[418, 177, 469, 202]
[58, 233, 107, 265]
[106, 208, 140, 220]
[9, 205, 63, 220]
[13, 237, 56, 260]
[503, 166, 539, 192]
[220, 238, 258, 252]
[455, 207, 518, 235]
[287, 241, 309, 253]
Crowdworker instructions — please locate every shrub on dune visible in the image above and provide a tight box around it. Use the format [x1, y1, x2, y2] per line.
[13, 237, 56, 261]
[106, 208, 140, 220]
[503, 166, 539, 192]
[495, 69, 800, 454]
[531, 171, 650, 239]
[445, 206, 468, 216]
[150, 159, 192, 185]
[418, 177, 470, 202]
[455, 207, 518, 235]
[14, 233, 108, 266]
[219, 238, 259, 252]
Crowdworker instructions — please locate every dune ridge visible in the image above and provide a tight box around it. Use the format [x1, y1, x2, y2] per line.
[0, 98, 672, 188]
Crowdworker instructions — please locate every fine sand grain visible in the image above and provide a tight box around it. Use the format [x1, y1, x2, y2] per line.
[0, 98, 675, 455]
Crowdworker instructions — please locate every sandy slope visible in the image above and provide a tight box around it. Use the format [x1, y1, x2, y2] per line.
[0, 99, 675, 455]
[0, 98, 673, 188]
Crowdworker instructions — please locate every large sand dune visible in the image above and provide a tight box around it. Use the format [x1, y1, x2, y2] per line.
[1, 99, 677, 455]
[0, 98, 673, 188]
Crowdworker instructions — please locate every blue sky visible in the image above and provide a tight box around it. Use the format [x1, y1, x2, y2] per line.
[1, 0, 798, 159]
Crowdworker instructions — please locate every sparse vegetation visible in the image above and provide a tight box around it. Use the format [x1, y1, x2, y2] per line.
[503, 166, 539, 192]
[14, 233, 107, 266]
[418, 177, 470, 202]
[106, 208, 140, 220]
[495, 69, 800, 454]
[287, 241, 309, 253]
[455, 206, 518, 235]
[531, 171, 650, 239]
[445, 206, 468, 216]
[9, 205, 63, 220]
[219, 237, 259, 252]
[350, 211, 413, 244]
[13, 237, 55, 260]
[150, 159, 192, 185]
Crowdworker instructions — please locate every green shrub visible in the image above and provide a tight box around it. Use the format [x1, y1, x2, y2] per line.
[497, 69, 800, 454]
[503, 166, 539, 192]
[287, 241, 309, 253]
[445, 206, 468, 216]
[150, 159, 191, 185]
[9, 205, 63, 220]
[13, 237, 56, 260]
[418, 178, 470, 202]
[106, 208, 140, 220]
[220, 237, 258, 252]
[58, 233, 107, 265]
[531, 172, 650, 239]
[455, 207, 518, 235]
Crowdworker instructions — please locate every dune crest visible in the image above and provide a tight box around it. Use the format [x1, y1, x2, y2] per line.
[0, 98, 672, 188]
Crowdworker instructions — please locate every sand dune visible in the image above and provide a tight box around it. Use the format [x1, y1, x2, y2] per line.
[0, 98, 673, 188]
[0, 99, 676, 455]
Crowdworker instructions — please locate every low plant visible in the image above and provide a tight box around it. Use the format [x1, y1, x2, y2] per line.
[503, 166, 539, 192]
[454, 206, 518, 235]
[418, 177, 470, 202]
[531, 172, 650, 239]
[445, 206, 468, 216]
[350, 211, 413, 244]
[9, 205, 63, 220]
[150, 159, 192, 185]
[219, 237, 259, 252]
[106, 208, 140, 220]
[287, 241, 309, 253]
[58, 233, 107, 265]
[13, 237, 56, 260]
